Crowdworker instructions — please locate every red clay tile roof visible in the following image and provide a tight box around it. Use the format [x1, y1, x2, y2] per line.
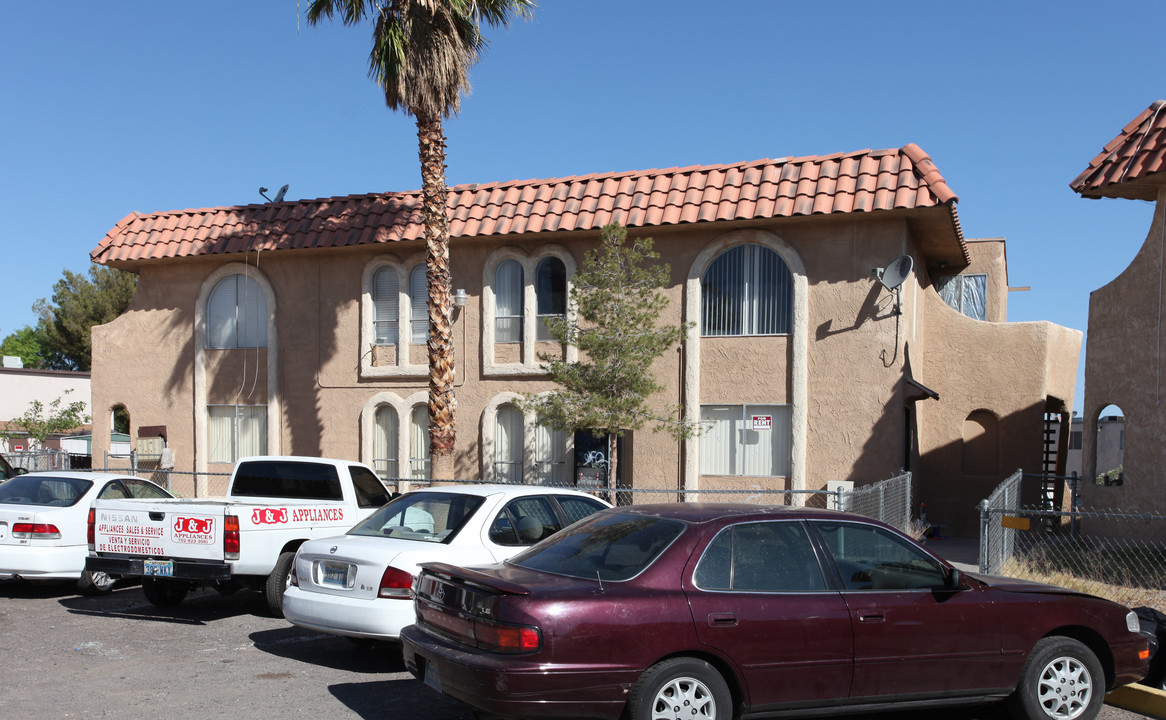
[92, 144, 968, 266]
[1071, 100, 1166, 201]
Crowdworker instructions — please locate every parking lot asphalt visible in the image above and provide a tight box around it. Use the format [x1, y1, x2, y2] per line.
[0, 577, 1155, 720]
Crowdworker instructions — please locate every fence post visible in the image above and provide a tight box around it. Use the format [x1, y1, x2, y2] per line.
[978, 499, 990, 574]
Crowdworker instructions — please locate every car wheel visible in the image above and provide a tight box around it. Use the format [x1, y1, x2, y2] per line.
[265, 551, 296, 618]
[76, 569, 116, 596]
[141, 577, 190, 608]
[1008, 636, 1104, 720]
[628, 657, 731, 720]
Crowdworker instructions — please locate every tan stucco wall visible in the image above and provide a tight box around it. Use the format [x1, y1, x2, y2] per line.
[1079, 188, 1166, 534]
[91, 211, 1079, 528]
[914, 289, 1081, 535]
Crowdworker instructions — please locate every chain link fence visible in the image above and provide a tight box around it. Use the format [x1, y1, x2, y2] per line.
[397, 471, 914, 532]
[2, 449, 83, 473]
[980, 470, 1166, 611]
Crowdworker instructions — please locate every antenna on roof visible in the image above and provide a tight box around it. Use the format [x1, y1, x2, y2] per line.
[258, 184, 289, 203]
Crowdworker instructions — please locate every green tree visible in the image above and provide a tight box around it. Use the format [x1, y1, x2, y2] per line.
[307, 0, 534, 481]
[33, 265, 137, 371]
[0, 325, 53, 369]
[2, 389, 90, 447]
[520, 223, 701, 495]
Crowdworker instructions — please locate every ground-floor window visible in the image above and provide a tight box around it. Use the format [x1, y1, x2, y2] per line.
[207, 405, 266, 463]
[409, 405, 430, 479]
[699, 404, 791, 477]
[494, 405, 524, 483]
[373, 405, 400, 479]
[534, 424, 568, 485]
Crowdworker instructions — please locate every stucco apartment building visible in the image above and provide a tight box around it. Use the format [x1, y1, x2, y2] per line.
[88, 143, 1080, 536]
[1072, 100, 1166, 526]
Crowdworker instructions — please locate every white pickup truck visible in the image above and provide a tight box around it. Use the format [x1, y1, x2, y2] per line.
[85, 456, 392, 616]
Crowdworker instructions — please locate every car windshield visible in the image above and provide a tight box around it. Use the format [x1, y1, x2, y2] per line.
[348, 491, 486, 543]
[510, 511, 685, 581]
[0, 476, 93, 507]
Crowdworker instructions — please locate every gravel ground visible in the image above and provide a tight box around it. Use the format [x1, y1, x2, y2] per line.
[0, 578, 1153, 720]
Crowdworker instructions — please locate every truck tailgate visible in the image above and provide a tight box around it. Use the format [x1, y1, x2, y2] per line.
[92, 500, 226, 562]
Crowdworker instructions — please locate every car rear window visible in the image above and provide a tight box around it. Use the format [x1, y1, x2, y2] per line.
[510, 511, 685, 581]
[230, 461, 343, 500]
[0, 476, 93, 507]
[349, 492, 486, 543]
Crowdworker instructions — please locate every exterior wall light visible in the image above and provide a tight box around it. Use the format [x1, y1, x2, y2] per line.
[454, 289, 468, 307]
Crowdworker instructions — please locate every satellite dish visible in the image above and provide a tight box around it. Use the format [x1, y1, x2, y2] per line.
[272, 184, 289, 203]
[878, 255, 914, 291]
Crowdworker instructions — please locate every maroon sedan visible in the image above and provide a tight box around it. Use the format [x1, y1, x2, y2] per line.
[400, 504, 1148, 720]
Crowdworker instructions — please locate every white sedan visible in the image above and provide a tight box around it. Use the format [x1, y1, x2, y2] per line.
[0, 471, 173, 594]
[283, 484, 610, 642]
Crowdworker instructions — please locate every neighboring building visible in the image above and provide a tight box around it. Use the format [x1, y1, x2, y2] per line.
[89, 144, 1080, 535]
[1058, 415, 1124, 480]
[0, 358, 92, 452]
[1071, 99, 1166, 522]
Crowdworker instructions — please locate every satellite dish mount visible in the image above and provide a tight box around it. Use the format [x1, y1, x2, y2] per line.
[871, 254, 914, 314]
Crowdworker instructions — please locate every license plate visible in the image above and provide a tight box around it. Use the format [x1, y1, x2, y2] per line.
[320, 561, 350, 588]
[143, 559, 174, 577]
[424, 659, 442, 693]
[0, 522, 6, 540]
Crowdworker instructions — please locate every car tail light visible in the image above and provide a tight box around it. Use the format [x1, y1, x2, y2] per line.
[13, 523, 62, 540]
[87, 508, 96, 549]
[474, 618, 541, 653]
[224, 515, 240, 559]
[378, 566, 414, 599]
[289, 560, 299, 587]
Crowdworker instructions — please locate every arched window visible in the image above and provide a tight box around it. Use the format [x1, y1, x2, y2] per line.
[494, 404, 524, 483]
[962, 410, 999, 476]
[409, 265, 428, 346]
[409, 405, 430, 479]
[535, 257, 566, 341]
[495, 260, 523, 343]
[373, 405, 399, 479]
[372, 267, 399, 345]
[207, 274, 267, 348]
[111, 405, 130, 434]
[701, 244, 791, 337]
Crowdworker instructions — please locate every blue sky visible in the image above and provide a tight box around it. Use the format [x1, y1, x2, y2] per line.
[1, 1, 1161, 411]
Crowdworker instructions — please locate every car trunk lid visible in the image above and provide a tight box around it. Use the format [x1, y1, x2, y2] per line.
[414, 562, 534, 647]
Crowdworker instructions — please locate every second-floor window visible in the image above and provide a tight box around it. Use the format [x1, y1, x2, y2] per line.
[495, 260, 523, 343]
[936, 274, 987, 321]
[535, 257, 566, 341]
[372, 267, 400, 345]
[207, 274, 267, 348]
[702, 244, 792, 337]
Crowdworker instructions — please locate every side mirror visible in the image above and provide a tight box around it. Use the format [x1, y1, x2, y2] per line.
[945, 568, 962, 591]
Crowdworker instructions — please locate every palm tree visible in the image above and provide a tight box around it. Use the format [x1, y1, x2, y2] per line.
[307, 0, 534, 481]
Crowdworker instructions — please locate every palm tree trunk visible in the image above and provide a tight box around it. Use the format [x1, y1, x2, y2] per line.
[417, 115, 456, 480]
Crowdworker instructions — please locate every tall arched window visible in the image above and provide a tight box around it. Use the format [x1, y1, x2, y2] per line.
[409, 265, 428, 346]
[495, 259, 523, 343]
[373, 405, 399, 479]
[372, 267, 400, 345]
[409, 405, 430, 479]
[494, 404, 523, 483]
[207, 274, 267, 348]
[535, 257, 566, 341]
[701, 244, 791, 337]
